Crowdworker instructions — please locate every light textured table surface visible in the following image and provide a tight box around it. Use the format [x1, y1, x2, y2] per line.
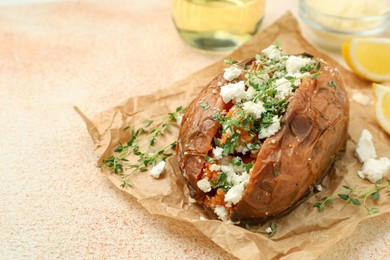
[0, 0, 389, 259]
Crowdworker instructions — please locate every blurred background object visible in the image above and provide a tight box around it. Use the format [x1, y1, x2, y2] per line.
[171, 0, 265, 52]
[0, 0, 61, 5]
[298, 0, 390, 50]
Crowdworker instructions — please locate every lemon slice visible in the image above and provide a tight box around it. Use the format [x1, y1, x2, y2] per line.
[373, 83, 390, 135]
[342, 38, 390, 82]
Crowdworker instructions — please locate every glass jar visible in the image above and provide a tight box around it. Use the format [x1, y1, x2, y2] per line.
[298, 0, 390, 50]
[171, 0, 266, 52]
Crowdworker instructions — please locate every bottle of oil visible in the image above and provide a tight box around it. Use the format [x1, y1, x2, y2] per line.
[171, 0, 265, 52]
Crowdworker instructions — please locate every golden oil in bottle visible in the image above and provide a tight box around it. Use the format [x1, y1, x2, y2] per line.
[171, 0, 265, 52]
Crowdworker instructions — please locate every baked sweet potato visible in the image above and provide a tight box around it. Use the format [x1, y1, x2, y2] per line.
[176, 45, 349, 223]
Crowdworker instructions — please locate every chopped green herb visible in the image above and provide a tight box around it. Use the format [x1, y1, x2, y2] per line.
[311, 71, 321, 79]
[245, 221, 277, 238]
[224, 58, 238, 65]
[200, 103, 210, 110]
[210, 172, 231, 192]
[313, 181, 390, 215]
[327, 81, 336, 89]
[99, 106, 186, 188]
[232, 157, 242, 166]
[244, 163, 253, 172]
[205, 155, 214, 163]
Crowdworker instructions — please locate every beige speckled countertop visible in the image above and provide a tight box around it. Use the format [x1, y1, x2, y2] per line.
[0, 0, 389, 259]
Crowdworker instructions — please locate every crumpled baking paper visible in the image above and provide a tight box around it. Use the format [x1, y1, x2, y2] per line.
[77, 12, 390, 260]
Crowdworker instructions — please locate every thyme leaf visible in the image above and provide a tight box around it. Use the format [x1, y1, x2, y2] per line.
[99, 106, 186, 188]
[313, 180, 390, 214]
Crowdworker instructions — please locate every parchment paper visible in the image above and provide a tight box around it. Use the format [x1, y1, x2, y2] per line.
[77, 13, 390, 260]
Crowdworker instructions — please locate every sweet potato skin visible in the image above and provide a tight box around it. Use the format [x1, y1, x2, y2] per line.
[177, 58, 349, 222]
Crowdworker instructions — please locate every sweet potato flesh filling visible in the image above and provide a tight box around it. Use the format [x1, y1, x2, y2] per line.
[200, 105, 259, 212]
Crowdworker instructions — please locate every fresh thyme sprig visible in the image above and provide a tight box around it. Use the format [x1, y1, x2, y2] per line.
[313, 180, 390, 215]
[99, 106, 185, 188]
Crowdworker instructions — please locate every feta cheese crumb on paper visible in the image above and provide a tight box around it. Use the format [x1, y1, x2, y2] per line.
[223, 65, 242, 81]
[358, 157, 390, 183]
[197, 178, 212, 193]
[315, 184, 323, 192]
[150, 161, 165, 179]
[261, 45, 282, 60]
[352, 91, 371, 106]
[265, 227, 273, 234]
[188, 196, 196, 203]
[242, 101, 266, 119]
[212, 146, 223, 160]
[220, 81, 247, 103]
[355, 129, 376, 163]
[258, 116, 281, 139]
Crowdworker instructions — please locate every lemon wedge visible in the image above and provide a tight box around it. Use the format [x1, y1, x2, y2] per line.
[342, 38, 390, 82]
[373, 83, 390, 135]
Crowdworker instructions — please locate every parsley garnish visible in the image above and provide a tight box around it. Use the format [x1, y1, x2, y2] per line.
[210, 172, 231, 192]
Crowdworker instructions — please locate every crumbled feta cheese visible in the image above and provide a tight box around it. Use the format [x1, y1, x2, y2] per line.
[188, 196, 196, 203]
[150, 161, 165, 179]
[220, 164, 235, 177]
[197, 178, 212, 193]
[242, 101, 266, 119]
[286, 56, 313, 75]
[265, 227, 273, 233]
[245, 86, 256, 99]
[262, 45, 282, 60]
[258, 116, 281, 139]
[213, 146, 224, 160]
[358, 157, 390, 183]
[352, 92, 371, 106]
[224, 65, 242, 81]
[224, 128, 233, 135]
[225, 185, 245, 205]
[223, 169, 249, 206]
[175, 114, 183, 125]
[291, 77, 302, 87]
[209, 164, 221, 172]
[272, 71, 284, 79]
[214, 206, 229, 222]
[274, 78, 293, 100]
[250, 73, 270, 85]
[355, 129, 376, 163]
[220, 81, 247, 103]
[235, 144, 249, 154]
